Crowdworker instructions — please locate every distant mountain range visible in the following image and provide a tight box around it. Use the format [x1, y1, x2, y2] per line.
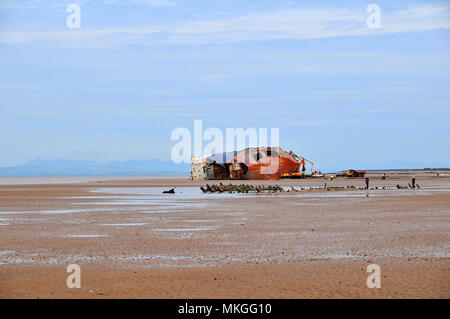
[0, 159, 448, 176]
[0, 159, 191, 176]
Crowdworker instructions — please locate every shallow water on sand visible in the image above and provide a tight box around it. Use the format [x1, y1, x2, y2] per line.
[0, 175, 183, 185]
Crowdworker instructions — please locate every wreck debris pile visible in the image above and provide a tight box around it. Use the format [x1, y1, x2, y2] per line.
[200, 183, 419, 194]
[200, 183, 284, 193]
[287, 184, 417, 192]
[289, 184, 419, 191]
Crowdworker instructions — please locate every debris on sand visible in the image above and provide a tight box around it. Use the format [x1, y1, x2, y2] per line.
[200, 183, 283, 193]
[162, 188, 175, 194]
[200, 183, 415, 194]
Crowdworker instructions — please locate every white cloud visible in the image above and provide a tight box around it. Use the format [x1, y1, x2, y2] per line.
[0, 5, 448, 47]
[0, 0, 175, 9]
[168, 5, 450, 44]
[103, 0, 176, 6]
[133, 0, 176, 7]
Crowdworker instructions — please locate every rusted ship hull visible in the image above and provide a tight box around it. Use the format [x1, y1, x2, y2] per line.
[191, 147, 301, 180]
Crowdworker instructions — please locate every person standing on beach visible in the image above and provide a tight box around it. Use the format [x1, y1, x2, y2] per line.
[412, 176, 416, 188]
[365, 177, 369, 189]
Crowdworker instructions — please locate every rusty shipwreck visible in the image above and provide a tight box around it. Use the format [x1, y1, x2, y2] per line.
[191, 147, 322, 180]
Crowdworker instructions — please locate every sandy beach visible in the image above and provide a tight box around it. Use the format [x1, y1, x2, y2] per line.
[0, 174, 449, 298]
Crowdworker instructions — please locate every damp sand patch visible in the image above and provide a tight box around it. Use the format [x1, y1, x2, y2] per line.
[66, 234, 109, 238]
[153, 226, 217, 232]
[0, 207, 147, 215]
[100, 223, 149, 227]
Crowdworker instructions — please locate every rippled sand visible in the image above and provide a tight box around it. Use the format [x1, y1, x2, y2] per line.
[0, 174, 449, 298]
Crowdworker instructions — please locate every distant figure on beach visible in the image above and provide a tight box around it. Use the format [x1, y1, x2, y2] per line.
[330, 175, 334, 181]
[365, 177, 369, 189]
[381, 173, 386, 181]
[412, 176, 416, 188]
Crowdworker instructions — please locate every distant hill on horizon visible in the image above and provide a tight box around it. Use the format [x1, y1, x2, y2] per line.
[0, 159, 191, 176]
[0, 158, 448, 176]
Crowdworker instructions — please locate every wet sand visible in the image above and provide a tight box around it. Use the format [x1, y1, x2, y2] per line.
[0, 174, 449, 298]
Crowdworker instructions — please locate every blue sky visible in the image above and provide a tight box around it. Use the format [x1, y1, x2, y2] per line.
[0, 0, 449, 169]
